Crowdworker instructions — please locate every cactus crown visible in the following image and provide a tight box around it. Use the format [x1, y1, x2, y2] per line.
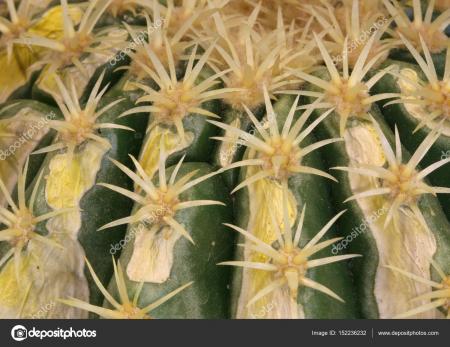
[308, 0, 396, 69]
[123, 1, 196, 76]
[60, 257, 192, 319]
[334, 117, 450, 229]
[204, 5, 298, 110]
[386, 261, 450, 319]
[0, 159, 69, 281]
[17, 0, 117, 75]
[386, 36, 450, 133]
[33, 72, 131, 157]
[293, 33, 398, 136]
[383, 0, 450, 54]
[0, 0, 35, 61]
[219, 184, 359, 318]
[209, 86, 340, 192]
[98, 145, 223, 244]
[120, 42, 235, 145]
